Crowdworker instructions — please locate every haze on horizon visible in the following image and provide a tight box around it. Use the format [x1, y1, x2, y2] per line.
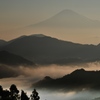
[1, 0, 100, 44]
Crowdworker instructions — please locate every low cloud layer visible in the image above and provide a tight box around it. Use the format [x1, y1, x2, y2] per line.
[0, 62, 100, 90]
[1, 62, 100, 100]
[1, 61, 100, 79]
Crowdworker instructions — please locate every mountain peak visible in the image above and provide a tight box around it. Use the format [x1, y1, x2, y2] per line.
[30, 34, 45, 37]
[44, 76, 52, 80]
[29, 9, 100, 29]
[71, 68, 85, 74]
[58, 9, 78, 15]
[74, 68, 85, 72]
[53, 9, 83, 18]
[53, 9, 92, 23]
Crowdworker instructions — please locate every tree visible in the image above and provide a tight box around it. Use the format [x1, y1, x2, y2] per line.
[9, 84, 19, 100]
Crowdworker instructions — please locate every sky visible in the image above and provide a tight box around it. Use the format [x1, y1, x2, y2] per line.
[1, 0, 100, 43]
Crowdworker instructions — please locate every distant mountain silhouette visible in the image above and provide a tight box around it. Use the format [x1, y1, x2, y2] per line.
[32, 69, 100, 92]
[29, 9, 100, 28]
[0, 50, 34, 66]
[3, 9, 100, 44]
[1, 34, 100, 65]
[92, 97, 100, 100]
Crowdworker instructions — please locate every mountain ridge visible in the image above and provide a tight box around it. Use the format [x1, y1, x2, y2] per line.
[29, 9, 100, 28]
[5, 9, 100, 44]
[32, 68, 100, 92]
[1, 34, 100, 65]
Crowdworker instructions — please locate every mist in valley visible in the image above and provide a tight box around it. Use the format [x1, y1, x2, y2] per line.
[0, 62, 100, 100]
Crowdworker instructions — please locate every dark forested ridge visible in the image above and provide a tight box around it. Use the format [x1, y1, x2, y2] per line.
[0, 34, 100, 65]
[33, 69, 100, 92]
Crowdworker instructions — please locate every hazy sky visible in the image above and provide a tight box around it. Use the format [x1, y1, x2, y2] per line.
[1, 0, 100, 43]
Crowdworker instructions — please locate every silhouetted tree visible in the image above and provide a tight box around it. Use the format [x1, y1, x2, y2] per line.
[21, 90, 29, 100]
[0, 85, 10, 100]
[0, 85, 3, 99]
[30, 89, 40, 100]
[0, 85, 40, 100]
[9, 84, 19, 100]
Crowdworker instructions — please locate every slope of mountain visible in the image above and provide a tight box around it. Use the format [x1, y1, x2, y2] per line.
[1, 34, 100, 65]
[32, 69, 100, 91]
[2, 9, 100, 44]
[29, 9, 100, 28]
[92, 97, 100, 100]
[0, 40, 7, 47]
[0, 50, 34, 66]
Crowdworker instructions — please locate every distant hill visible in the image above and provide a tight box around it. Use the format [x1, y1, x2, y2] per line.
[0, 50, 35, 66]
[32, 69, 100, 92]
[1, 34, 100, 65]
